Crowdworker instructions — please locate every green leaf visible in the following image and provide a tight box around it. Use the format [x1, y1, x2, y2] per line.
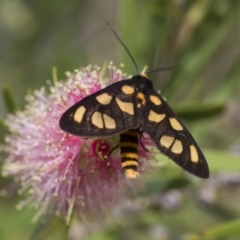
[0, 118, 9, 143]
[205, 149, 240, 172]
[0, 117, 9, 131]
[201, 218, 240, 239]
[184, 218, 240, 240]
[2, 86, 17, 113]
[166, 5, 240, 100]
[156, 148, 240, 173]
[174, 102, 225, 120]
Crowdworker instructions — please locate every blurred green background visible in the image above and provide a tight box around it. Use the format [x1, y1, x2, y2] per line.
[1, 0, 240, 239]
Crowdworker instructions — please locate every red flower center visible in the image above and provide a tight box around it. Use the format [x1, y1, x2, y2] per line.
[89, 139, 111, 160]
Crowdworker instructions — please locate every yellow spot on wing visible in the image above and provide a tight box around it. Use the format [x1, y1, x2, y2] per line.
[160, 135, 174, 148]
[150, 95, 162, 105]
[96, 93, 112, 105]
[169, 118, 183, 131]
[121, 85, 134, 94]
[91, 111, 103, 128]
[171, 140, 183, 154]
[148, 110, 166, 123]
[125, 169, 139, 179]
[190, 145, 199, 163]
[74, 106, 86, 123]
[116, 98, 134, 115]
[103, 114, 116, 129]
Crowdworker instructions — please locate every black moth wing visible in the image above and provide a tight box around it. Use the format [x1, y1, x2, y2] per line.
[140, 88, 209, 178]
[59, 78, 140, 137]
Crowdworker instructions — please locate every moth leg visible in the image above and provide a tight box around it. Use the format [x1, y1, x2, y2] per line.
[139, 131, 149, 152]
[108, 144, 119, 156]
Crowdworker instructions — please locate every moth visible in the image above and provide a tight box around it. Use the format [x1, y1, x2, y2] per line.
[59, 22, 209, 179]
[59, 74, 209, 179]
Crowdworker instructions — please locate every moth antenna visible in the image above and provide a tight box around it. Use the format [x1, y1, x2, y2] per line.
[146, 64, 178, 75]
[105, 20, 139, 74]
[140, 65, 148, 76]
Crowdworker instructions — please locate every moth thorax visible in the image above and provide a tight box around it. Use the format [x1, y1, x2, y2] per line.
[137, 92, 146, 107]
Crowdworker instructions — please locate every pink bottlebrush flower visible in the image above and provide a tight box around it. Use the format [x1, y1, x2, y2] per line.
[1, 63, 154, 223]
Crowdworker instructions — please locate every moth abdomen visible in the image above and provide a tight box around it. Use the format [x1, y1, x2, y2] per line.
[120, 129, 140, 179]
